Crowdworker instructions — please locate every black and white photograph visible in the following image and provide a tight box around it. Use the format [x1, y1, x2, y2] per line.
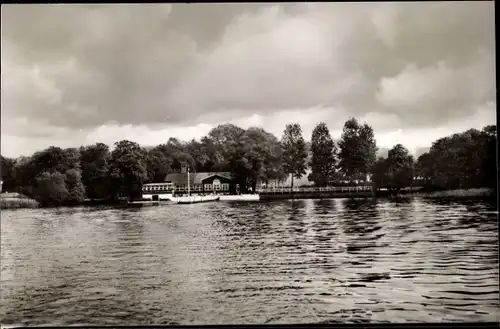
[0, 2, 498, 326]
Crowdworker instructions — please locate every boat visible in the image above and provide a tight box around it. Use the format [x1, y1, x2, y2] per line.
[219, 194, 260, 201]
[174, 168, 220, 204]
[175, 195, 220, 204]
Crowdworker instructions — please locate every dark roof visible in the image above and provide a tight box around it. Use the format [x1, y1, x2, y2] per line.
[164, 172, 232, 185]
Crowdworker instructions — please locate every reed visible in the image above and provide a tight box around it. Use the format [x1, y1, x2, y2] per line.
[0, 196, 39, 209]
[411, 188, 493, 199]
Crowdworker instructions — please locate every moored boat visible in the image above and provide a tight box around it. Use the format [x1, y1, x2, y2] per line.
[175, 195, 220, 204]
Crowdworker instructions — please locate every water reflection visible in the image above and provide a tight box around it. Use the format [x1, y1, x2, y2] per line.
[1, 198, 498, 325]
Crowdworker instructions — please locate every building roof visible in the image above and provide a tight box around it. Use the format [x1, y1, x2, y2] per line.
[164, 172, 232, 185]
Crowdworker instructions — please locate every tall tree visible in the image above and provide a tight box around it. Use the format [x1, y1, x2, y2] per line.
[261, 130, 286, 186]
[35, 171, 69, 207]
[31, 147, 67, 174]
[64, 169, 86, 204]
[338, 118, 377, 182]
[208, 124, 245, 167]
[185, 139, 211, 172]
[386, 144, 414, 191]
[199, 136, 222, 171]
[1, 156, 16, 192]
[416, 152, 434, 186]
[109, 140, 148, 201]
[420, 126, 497, 190]
[481, 125, 497, 190]
[145, 148, 172, 183]
[239, 127, 284, 192]
[309, 122, 337, 187]
[12, 156, 38, 196]
[370, 157, 390, 190]
[281, 123, 308, 189]
[359, 123, 378, 176]
[80, 143, 111, 200]
[207, 124, 246, 191]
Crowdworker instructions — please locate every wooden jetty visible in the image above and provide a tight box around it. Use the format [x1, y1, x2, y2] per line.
[127, 201, 161, 208]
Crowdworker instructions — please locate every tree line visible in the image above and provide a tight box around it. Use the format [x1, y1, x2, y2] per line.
[1, 119, 496, 206]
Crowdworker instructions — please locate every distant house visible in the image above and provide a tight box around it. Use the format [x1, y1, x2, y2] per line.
[142, 166, 234, 200]
[164, 171, 233, 194]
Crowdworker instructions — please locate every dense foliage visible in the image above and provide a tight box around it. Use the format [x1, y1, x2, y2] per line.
[281, 124, 308, 188]
[1, 121, 496, 206]
[309, 122, 338, 187]
[371, 144, 414, 192]
[414, 126, 497, 191]
[338, 118, 377, 181]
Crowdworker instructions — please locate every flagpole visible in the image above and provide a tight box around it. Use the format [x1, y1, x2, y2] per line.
[187, 167, 190, 196]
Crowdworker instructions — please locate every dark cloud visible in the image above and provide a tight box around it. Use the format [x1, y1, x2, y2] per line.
[1, 2, 495, 140]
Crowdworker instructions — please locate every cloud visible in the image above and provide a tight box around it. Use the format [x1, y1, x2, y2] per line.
[1, 2, 496, 157]
[1, 103, 494, 159]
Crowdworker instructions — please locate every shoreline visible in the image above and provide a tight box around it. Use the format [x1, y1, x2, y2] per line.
[1, 188, 495, 210]
[0, 194, 39, 209]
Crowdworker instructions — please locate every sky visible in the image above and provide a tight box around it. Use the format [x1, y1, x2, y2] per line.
[1, 2, 496, 158]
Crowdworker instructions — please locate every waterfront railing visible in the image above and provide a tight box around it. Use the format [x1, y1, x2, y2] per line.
[257, 186, 373, 194]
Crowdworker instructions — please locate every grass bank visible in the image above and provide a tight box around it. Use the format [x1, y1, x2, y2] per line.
[1, 195, 39, 209]
[383, 187, 495, 200]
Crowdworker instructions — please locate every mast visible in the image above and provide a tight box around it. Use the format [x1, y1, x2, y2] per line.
[187, 167, 190, 196]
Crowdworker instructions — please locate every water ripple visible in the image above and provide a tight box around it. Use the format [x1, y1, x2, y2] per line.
[1, 197, 498, 325]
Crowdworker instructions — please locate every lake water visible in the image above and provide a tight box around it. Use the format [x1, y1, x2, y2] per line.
[1, 198, 498, 325]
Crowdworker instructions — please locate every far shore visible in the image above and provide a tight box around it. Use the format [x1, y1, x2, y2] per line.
[383, 187, 495, 199]
[1, 187, 496, 210]
[0, 193, 39, 209]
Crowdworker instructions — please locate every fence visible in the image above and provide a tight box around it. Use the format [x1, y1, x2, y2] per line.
[257, 186, 373, 194]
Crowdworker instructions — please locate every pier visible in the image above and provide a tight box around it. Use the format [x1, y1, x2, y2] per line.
[258, 186, 374, 200]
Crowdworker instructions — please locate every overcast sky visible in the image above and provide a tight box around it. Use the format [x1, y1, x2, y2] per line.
[1, 2, 495, 158]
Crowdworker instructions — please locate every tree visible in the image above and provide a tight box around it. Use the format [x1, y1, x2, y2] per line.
[80, 143, 112, 200]
[35, 171, 69, 206]
[359, 123, 378, 175]
[261, 131, 286, 186]
[479, 125, 497, 190]
[30, 146, 81, 174]
[386, 144, 414, 191]
[1, 156, 16, 192]
[145, 148, 172, 183]
[170, 151, 196, 172]
[208, 124, 246, 169]
[338, 118, 377, 181]
[416, 152, 434, 186]
[309, 122, 338, 187]
[370, 157, 389, 189]
[62, 148, 81, 171]
[199, 136, 222, 171]
[12, 156, 38, 196]
[64, 169, 86, 204]
[31, 147, 65, 173]
[281, 123, 308, 188]
[415, 127, 497, 191]
[109, 140, 148, 201]
[206, 124, 247, 191]
[185, 139, 212, 172]
[239, 127, 284, 192]
[428, 130, 481, 190]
